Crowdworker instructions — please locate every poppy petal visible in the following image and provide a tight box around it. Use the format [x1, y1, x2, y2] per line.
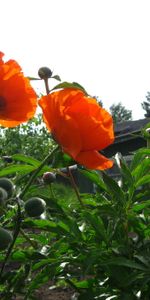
[0, 53, 37, 127]
[76, 150, 114, 170]
[66, 96, 114, 150]
[39, 88, 114, 170]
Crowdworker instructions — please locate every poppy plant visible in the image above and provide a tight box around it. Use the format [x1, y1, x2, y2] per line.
[39, 88, 114, 170]
[0, 52, 37, 127]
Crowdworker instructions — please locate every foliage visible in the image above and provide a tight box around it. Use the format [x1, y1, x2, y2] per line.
[109, 102, 132, 123]
[0, 54, 149, 299]
[141, 91, 150, 118]
[0, 114, 53, 161]
[0, 130, 150, 299]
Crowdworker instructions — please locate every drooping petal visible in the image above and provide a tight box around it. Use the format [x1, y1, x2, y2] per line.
[76, 150, 114, 170]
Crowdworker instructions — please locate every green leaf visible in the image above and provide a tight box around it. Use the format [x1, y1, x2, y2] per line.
[116, 154, 134, 187]
[84, 211, 108, 243]
[26, 263, 61, 297]
[52, 75, 61, 81]
[51, 81, 88, 95]
[135, 174, 150, 188]
[28, 77, 41, 80]
[64, 218, 83, 240]
[32, 258, 56, 271]
[52, 150, 74, 167]
[12, 154, 41, 167]
[102, 172, 125, 203]
[72, 279, 94, 289]
[132, 200, 150, 212]
[11, 250, 26, 262]
[103, 257, 147, 271]
[132, 158, 150, 182]
[130, 148, 150, 170]
[79, 169, 107, 191]
[0, 164, 36, 176]
[23, 219, 58, 232]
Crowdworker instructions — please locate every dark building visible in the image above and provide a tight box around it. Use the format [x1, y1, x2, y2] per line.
[103, 118, 150, 180]
[104, 118, 150, 157]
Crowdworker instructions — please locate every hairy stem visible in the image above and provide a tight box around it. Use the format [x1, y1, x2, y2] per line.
[67, 167, 84, 207]
[20, 228, 37, 249]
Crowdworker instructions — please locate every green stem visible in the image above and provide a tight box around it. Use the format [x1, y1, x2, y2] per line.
[49, 184, 55, 199]
[20, 228, 37, 249]
[0, 198, 22, 280]
[20, 146, 59, 199]
[44, 78, 50, 95]
[67, 167, 84, 208]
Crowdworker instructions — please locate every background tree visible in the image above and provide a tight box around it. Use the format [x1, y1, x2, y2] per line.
[0, 114, 54, 161]
[141, 91, 150, 117]
[109, 102, 132, 124]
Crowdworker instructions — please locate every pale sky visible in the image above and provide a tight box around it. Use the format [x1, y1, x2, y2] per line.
[1, 0, 150, 120]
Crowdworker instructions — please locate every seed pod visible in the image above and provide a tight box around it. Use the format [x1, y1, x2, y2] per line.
[0, 178, 14, 198]
[0, 228, 13, 250]
[0, 187, 8, 206]
[43, 172, 56, 184]
[25, 197, 46, 217]
[38, 67, 52, 79]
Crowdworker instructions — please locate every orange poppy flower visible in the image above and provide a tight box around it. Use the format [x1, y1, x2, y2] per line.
[39, 88, 114, 170]
[0, 52, 37, 127]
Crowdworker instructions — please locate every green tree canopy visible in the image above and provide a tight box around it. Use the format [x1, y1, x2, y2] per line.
[0, 114, 53, 160]
[141, 91, 150, 117]
[109, 102, 132, 124]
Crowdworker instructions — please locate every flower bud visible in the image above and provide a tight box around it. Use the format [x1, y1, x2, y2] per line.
[38, 67, 52, 79]
[25, 197, 46, 217]
[0, 228, 13, 250]
[0, 187, 8, 206]
[43, 172, 56, 184]
[0, 178, 14, 198]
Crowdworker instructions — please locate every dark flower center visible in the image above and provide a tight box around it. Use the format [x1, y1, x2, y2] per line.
[0, 96, 6, 111]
